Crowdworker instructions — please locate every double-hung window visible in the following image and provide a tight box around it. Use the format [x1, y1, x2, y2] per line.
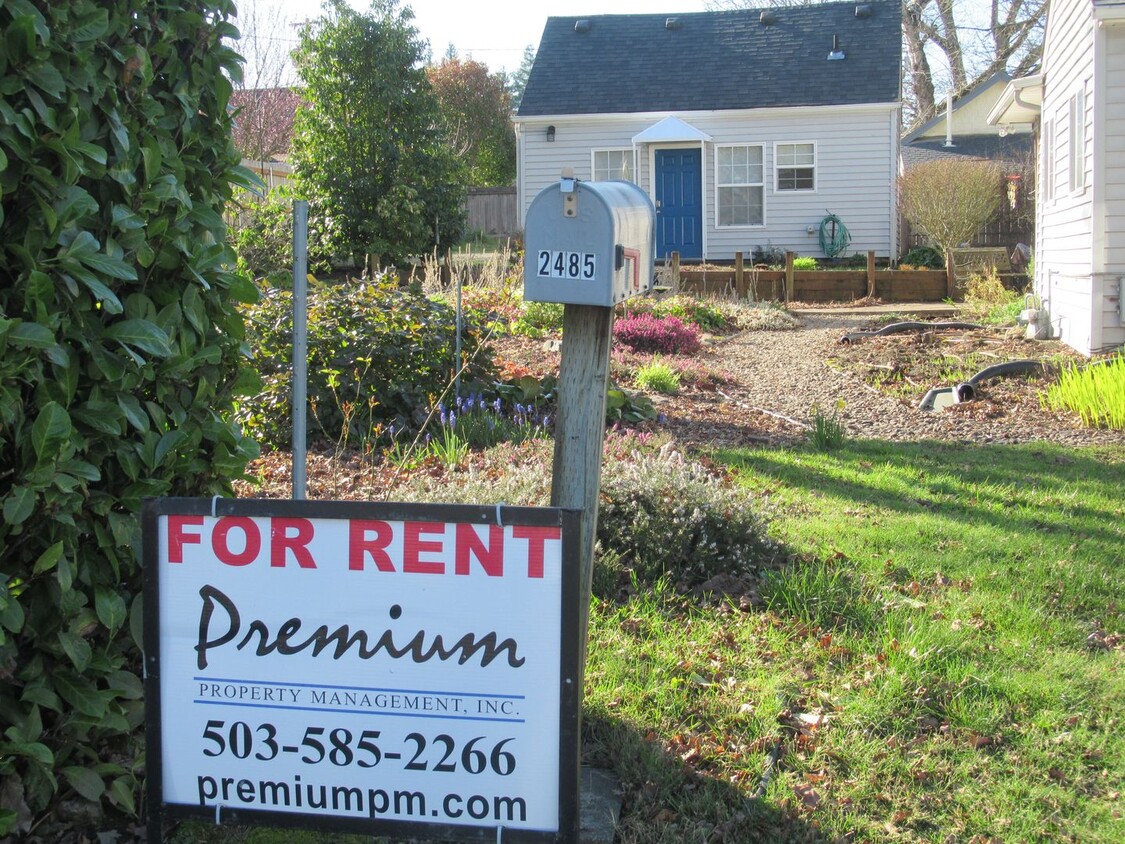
[775, 142, 815, 191]
[716, 144, 764, 226]
[592, 149, 633, 182]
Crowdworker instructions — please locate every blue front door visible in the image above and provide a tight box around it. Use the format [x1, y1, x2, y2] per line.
[655, 148, 703, 260]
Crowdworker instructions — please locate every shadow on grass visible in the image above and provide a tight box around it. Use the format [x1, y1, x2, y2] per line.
[581, 710, 830, 844]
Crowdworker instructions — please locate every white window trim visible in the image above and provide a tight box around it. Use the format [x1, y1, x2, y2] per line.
[590, 147, 634, 182]
[773, 140, 817, 193]
[714, 142, 766, 229]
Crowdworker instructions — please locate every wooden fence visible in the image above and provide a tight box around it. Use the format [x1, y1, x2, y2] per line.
[465, 187, 518, 237]
[669, 251, 950, 303]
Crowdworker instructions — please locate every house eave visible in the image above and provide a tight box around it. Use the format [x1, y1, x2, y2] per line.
[986, 74, 1043, 126]
[513, 101, 900, 127]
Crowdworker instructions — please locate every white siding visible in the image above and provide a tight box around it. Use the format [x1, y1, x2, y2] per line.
[516, 104, 898, 261]
[1096, 22, 1125, 349]
[1036, 0, 1098, 353]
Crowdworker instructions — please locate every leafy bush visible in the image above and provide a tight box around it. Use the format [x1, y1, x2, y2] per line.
[614, 313, 701, 355]
[513, 300, 564, 337]
[598, 446, 777, 587]
[792, 255, 819, 271]
[0, 0, 257, 832]
[902, 245, 945, 269]
[229, 186, 343, 283]
[634, 358, 681, 394]
[238, 277, 495, 447]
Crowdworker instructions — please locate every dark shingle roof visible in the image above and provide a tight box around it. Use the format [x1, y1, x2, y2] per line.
[518, 1, 901, 117]
[901, 133, 1035, 169]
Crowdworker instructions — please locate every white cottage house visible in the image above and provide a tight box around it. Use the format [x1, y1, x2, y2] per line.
[513, 2, 902, 263]
[988, 0, 1125, 355]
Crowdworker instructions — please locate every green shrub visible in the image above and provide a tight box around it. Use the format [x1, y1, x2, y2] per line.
[902, 245, 945, 269]
[513, 300, 564, 337]
[597, 447, 777, 587]
[238, 276, 495, 448]
[792, 255, 819, 270]
[0, 0, 258, 831]
[229, 186, 343, 283]
[635, 358, 681, 394]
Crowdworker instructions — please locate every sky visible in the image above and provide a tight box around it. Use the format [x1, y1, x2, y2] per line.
[248, 0, 715, 77]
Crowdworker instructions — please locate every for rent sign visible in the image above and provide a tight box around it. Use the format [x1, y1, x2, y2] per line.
[143, 498, 581, 843]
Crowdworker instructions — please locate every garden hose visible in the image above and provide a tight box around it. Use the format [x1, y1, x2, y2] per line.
[818, 212, 851, 258]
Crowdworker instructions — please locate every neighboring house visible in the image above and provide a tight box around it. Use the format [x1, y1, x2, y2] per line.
[900, 73, 1035, 259]
[989, 0, 1125, 355]
[229, 87, 300, 163]
[513, 2, 902, 263]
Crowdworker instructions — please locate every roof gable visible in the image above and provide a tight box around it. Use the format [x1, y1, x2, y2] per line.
[517, 1, 901, 117]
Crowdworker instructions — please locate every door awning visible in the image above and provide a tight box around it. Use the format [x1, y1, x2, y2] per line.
[632, 116, 712, 144]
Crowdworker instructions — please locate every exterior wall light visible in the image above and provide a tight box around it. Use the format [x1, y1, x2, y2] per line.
[547, 125, 556, 142]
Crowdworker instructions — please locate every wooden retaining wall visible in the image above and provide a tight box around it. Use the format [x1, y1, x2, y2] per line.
[671, 251, 950, 303]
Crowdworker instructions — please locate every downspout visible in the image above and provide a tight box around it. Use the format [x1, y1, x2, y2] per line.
[514, 120, 524, 229]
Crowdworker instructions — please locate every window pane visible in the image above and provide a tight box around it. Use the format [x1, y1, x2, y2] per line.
[718, 145, 762, 186]
[777, 143, 814, 167]
[594, 150, 632, 181]
[718, 185, 763, 226]
[778, 167, 814, 191]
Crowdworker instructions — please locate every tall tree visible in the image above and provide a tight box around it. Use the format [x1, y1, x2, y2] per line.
[290, 0, 464, 270]
[508, 44, 536, 113]
[427, 56, 517, 186]
[706, 0, 1046, 130]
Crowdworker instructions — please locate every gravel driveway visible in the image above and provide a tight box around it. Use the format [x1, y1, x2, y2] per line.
[658, 314, 1125, 449]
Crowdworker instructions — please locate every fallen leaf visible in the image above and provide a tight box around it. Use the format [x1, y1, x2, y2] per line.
[793, 783, 821, 809]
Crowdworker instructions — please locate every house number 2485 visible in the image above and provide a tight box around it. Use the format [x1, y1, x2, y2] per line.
[536, 250, 596, 280]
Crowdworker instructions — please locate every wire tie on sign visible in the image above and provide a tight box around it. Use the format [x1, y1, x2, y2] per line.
[496, 826, 504, 843]
[211, 495, 223, 518]
[214, 803, 222, 825]
[495, 503, 505, 527]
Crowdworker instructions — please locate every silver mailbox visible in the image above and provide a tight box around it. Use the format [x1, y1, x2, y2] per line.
[524, 178, 655, 307]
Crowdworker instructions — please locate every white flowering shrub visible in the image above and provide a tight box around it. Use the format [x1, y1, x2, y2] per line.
[598, 445, 777, 586]
[391, 440, 776, 593]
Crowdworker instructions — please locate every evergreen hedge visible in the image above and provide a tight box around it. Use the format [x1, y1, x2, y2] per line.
[0, 0, 257, 832]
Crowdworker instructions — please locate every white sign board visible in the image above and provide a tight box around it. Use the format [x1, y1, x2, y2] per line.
[144, 499, 581, 842]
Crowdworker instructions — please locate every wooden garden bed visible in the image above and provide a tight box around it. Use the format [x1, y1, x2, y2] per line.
[669, 251, 950, 303]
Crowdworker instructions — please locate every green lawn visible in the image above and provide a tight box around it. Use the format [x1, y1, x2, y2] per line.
[582, 439, 1124, 842]
[169, 439, 1124, 843]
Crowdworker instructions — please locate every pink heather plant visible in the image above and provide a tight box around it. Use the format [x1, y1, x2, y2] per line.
[613, 313, 701, 355]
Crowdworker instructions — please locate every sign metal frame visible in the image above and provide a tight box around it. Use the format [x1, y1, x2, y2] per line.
[143, 497, 583, 843]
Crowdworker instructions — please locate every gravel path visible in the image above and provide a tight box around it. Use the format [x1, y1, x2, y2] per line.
[661, 314, 1125, 449]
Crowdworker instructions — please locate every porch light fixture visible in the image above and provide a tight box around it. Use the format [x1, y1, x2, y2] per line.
[546, 125, 556, 142]
[828, 35, 845, 60]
